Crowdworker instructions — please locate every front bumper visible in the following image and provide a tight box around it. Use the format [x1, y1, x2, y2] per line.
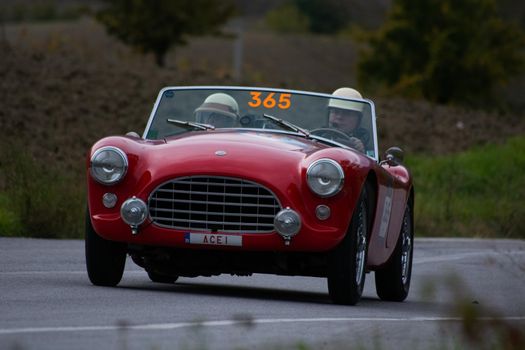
[90, 210, 345, 252]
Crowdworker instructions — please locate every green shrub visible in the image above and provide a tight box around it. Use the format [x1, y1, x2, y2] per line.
[407, 137, 525, 238]
[266, 0, 350, 35]
[294, 0, 349, 34]
[0, 142, 85, 238]
[265, 3, 309, 34]
[96, 0, 235, 67]
[358, 0, 525, 108]
[0, 194, 22, 237]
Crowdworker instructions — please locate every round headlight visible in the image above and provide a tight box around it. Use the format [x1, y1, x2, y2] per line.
[120, 197, 147, 226]
[306, 159, 344, 197]
[90, 147, 128, 185]
[102, 193, 118, 208]
[274, 208, 301, 238]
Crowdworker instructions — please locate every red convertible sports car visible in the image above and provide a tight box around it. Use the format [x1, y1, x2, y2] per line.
[86, 86, 414, 305]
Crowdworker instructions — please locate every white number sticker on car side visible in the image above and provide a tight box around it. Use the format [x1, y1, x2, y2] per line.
[378, 184, 394, 239]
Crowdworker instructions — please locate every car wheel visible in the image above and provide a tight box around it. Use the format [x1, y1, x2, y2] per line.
[147, 271, 179, 284]
[85, 209, 126, 286]
[327, 188, 369, 305]
[375, 204, 413, 301]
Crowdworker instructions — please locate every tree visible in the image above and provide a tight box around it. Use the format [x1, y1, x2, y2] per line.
[265, 0, 350, 35]
[358, 0, 525, 106]
[97, 0, 235, 67]
[265, 2, 310, 34]
[294, 0, 349, 34]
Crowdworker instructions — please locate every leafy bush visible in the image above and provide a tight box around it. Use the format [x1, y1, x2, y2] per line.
[358, 0, 525, 107]
[0, 194, 21, 237]
[265, 3, 309, 34]
[407, 136, 525, 238]
[0, 141, 84, 238]
[96, 0, 235, 66]
[294, 0, 349, 34]
[265, 0, 350, 34]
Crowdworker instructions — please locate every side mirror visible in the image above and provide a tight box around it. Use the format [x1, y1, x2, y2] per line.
[382, 146, 404, 166]
[126, 131, 141, 138]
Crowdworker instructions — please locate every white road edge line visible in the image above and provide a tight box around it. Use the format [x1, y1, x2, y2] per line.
[1, 316, 525, 335]
[413, 250, 525, 264]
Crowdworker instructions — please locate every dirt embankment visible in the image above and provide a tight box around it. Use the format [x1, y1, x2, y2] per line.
[1, 19, 524, 176]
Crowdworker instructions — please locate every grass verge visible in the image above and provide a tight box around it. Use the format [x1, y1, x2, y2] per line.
[1, 137, 524, 239]
[0, 141, 85, 238]
[407, 136, 525, 238]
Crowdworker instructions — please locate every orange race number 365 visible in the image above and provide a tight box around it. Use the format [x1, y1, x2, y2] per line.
[248, 92, 291, 110]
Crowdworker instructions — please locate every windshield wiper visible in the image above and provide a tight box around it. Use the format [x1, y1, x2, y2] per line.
[262, 114, 310, 138]
[262, 114, 352, 149]
[167, 119, 215, 131]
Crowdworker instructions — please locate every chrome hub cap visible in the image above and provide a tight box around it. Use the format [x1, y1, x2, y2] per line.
[355, 202, 367, 286]
[400, 210, 412, 285]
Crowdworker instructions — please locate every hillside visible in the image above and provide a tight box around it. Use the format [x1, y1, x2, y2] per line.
[1, 18, 524, 238]
[2, 19, 524, 167]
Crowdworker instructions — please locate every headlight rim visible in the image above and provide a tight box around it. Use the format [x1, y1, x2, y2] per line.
[306, 158, 345, 198]
[120, 197, 147, 226]
[90, 146, 129, 185]
[274, 208, 302, 238]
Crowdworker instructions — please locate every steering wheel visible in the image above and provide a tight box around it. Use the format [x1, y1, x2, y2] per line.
[311, 128, 353, 141]
[310, 128, 365, 152]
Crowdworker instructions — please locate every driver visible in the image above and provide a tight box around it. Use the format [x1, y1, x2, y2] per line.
[194, 93, 240, 128]
[327, 87, 369, 153]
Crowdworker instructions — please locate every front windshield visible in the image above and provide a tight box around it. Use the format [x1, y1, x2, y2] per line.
[144, 87, 378, 159]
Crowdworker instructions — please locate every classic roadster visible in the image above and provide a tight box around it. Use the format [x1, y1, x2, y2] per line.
[86, 86, 414, 305]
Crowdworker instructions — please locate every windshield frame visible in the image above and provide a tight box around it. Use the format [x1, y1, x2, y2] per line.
[143, 86, 379, 161]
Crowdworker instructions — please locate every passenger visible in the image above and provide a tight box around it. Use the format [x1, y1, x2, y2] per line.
[194, 93, 240, 128]
[327, 87, 369, 152]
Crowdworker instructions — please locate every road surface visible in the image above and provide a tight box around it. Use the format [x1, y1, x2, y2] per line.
[1, 237, 524, 349]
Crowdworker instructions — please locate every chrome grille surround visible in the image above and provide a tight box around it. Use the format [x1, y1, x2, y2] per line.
[148, 176, 282, 233]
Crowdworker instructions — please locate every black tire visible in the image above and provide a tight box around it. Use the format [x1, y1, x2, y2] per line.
[375, 204, 413, 301]
[147, 270, 179, 284]
[85, 209, 126, 286]
[327, 188, 369, 305]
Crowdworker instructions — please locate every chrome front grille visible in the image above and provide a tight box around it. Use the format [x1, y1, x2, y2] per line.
[149, 176, 281, 233]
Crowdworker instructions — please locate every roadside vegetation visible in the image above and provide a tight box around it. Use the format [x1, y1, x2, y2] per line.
[0, 0, 524, 239]
[2, 135, 523, 239]
[408, 136, 525, 238]
[0, 141, 85, 238]
[0, 1, 89, 23]
[358, 0, 525, 108]
[0, 4, 525, 349]
[96, 0, 235, 67]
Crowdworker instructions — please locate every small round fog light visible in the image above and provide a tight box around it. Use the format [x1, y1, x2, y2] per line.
[120, 197, 147, 226]
[102, 193, 118, 208]
[315, 205, 331, 220]
[274, 208, 301, 238]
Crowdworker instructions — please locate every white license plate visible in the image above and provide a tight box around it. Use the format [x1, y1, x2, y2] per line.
[184, 232, 242, 247]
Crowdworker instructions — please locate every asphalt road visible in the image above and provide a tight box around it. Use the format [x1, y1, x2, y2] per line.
[1, 237, 524, 350]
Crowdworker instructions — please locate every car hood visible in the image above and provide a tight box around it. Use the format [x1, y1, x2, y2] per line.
[89, 129, 366, 203]
[134, 130, 331, 187]
[165, 129, 326, 154]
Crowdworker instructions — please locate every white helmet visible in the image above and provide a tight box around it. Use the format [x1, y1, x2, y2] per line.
[328, 87, 364, 112]
[194, 93, 240, 127]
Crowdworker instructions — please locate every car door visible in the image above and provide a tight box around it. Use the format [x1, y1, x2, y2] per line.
[366, 162, 410, 267]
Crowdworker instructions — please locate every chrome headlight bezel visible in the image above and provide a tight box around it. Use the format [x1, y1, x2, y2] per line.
[306, 158, 344, 198]
[90, 146, 128, 185]
[274, 208, 301, 238]
[120, 197, 147, 226]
